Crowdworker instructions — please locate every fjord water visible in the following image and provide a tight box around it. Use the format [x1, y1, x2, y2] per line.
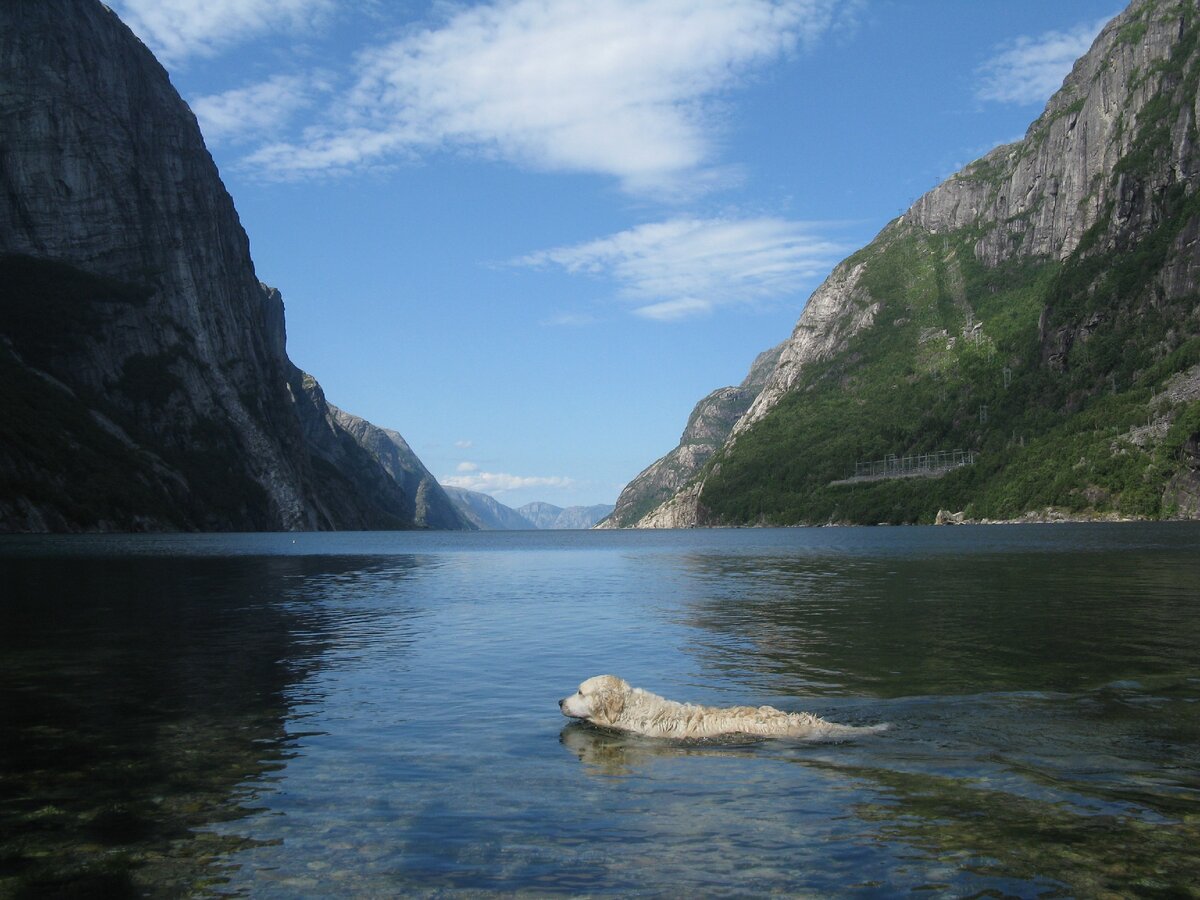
[2, 525, 1198, 897]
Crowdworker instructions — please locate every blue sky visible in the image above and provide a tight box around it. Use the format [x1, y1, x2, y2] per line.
[108, 0, 1120, 508]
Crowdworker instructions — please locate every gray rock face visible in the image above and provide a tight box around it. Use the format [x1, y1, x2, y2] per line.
[909, 4, 1196, 273]
[734, 260, 879, 437]
[517, 501, 615, 529]
[0, 1, 461, 531]
[443, 487, 536, 530]
[441, 493, 614, 530]
[517, 502, 563, 529]
[282, 369, 474, 531]
[327, 405, 474, 530]
[599, 343, 782, 528]
[552, 504, 615, 529]
[624, 0, 1200, 527]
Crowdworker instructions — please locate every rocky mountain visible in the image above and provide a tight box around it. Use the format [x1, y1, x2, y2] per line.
[516, 502, 561, 529]
[624, 0, 1200, 527]
[443, 487, 537, 530]
[599, 343, 782, 528]
[325, 404, 474, 531]
[0, 1, 467, 532]
[557, 504, 616, 529]
[518, 501, 615, 529]
[440, 493, 615, 530]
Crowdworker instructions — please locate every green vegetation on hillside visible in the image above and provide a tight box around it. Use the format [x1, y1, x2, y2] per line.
[700, 220, 1200, 524]
[697, 6, 1200, 525]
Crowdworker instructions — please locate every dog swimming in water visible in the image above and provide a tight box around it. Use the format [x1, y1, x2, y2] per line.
[559, 675, 888, 741]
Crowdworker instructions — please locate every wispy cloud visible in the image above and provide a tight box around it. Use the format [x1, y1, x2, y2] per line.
[442, 471, 576, 494]
[516, 217, 844, 321]
[542, 311, 601, 327]
[975, 15, 1113, 106]
[244, 0, 850, 191]
[191, 74, 328, 146]
[111, 0, 335, 65]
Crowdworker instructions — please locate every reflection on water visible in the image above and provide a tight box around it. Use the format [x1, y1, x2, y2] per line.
[559, 722, 771, 777]
[675, 538, 1200, 698]
[0, 552, 422, 896]
[2, 555, 294, 894]
[1, 525, 1198, 896]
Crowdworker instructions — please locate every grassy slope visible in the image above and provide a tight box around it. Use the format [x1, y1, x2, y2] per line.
[702, 220, 1200, 524]
[701, 195, 1200, 526]
[699, 2, 1200, 526]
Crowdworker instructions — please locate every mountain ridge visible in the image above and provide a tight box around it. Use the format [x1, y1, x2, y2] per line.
[518, 501, 615, 529]
[443, 487, 536, 530]
[441, 491, 614, 530]
[620, 0, 1200, 527]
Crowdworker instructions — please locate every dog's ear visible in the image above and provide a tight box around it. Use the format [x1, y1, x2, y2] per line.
[590, 682, 626, 725]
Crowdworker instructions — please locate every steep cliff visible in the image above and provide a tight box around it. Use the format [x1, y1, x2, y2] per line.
[599, 342, 782, 527]
[326, 402, 473, 531]
[631, 0, 1200, 526]
[0, 1, 461, 531]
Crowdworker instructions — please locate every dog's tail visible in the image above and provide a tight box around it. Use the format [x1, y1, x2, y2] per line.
[801, 720, 890, 742]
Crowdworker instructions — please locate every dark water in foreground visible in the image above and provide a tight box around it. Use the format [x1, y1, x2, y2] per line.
[1, 524, 1198, 897]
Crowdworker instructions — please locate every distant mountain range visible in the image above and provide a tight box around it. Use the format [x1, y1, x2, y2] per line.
[517, 501, 616, 530]
[606, 0, 1200, 527]
[442, 489, 613, 530]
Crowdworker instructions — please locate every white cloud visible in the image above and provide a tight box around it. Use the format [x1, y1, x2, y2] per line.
[111, 0, 335, 65]
[975, 15, 1113, 106]
[191, 74, 326, 146]
[442, 471, 576, 494]
[516, 217, 844, 320]
[243, 0, 849, 190]
[454, 439, 475, 449]
[633, 297, 714, 321]
[456, 461, 480, 473]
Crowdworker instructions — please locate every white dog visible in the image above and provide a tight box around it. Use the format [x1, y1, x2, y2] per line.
[559, 675, 887, 741]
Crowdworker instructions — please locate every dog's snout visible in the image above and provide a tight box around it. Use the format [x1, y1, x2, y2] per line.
[558, 698, 564, 709]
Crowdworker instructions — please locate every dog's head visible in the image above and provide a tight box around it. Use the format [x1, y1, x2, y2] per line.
[559, 675, 630, 726]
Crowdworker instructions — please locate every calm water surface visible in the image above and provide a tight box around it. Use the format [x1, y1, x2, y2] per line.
[2, 524, 1199, 897]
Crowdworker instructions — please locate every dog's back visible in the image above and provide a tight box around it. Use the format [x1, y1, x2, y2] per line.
[617, 687, 887, 741]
